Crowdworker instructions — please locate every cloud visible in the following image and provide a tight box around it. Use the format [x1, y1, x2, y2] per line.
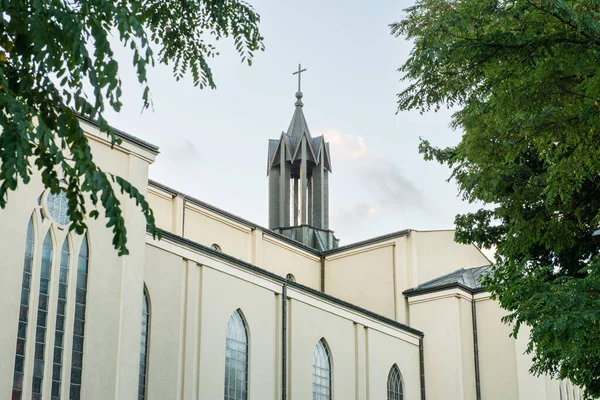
[330, 202, 381, 233]
[163, 138, 202, 165]
[323, 129, 425, 209]
[322, 129, 430, 240]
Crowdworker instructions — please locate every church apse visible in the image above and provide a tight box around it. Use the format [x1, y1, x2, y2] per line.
[266, 65, 338, 251]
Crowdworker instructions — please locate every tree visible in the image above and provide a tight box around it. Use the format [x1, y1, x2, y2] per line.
[0, 0, 263, 255]
[392, 0, 600, 397]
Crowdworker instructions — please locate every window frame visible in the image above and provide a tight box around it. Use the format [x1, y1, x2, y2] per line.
[224, 309, 249, 400]
[312, 338, 332, 400]
[387, 364, 404, 400]
[139, 287, 151, 400]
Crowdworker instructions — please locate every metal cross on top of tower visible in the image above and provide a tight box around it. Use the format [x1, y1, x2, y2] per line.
[292, 63, 306, 94]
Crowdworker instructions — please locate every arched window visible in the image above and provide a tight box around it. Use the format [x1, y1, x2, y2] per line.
[139, 288, 150, 400]
[69, 235, 89, 400]
[387, 364, 404, 400]
[12, 217, 35, 399]
[13, 193, 91, 399]
[51, 239, 70, 399]
[211, 244, 222, 252]
[286, 273, 296, 282]
[32, 231, 53, 398]
[312, 338, 331, 400]
[224, 310, 248, 400]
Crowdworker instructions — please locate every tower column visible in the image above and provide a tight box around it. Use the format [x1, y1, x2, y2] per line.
[301, 139, 308, 224]
[293, 177, 299, 226]
[312, 147, 326, 229]
[279, 142, 288, 227]
[268, 166, 280, 229]
[308, 176, 313, 225]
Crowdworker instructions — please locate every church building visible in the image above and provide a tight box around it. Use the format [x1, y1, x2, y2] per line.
[0, 76, 583, 400]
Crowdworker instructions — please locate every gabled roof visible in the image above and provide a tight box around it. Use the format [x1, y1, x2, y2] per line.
[267, 132, 296, 175]
[403, 265, 493, 297]
[290, 132, 317, 163]
[267, 139, 280, 175]
[311, 136, 332, 172]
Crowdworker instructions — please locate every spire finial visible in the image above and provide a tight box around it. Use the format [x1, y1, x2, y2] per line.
[292, 63, 307, 106]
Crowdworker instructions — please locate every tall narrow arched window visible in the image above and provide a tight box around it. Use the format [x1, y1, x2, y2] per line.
[69, 235, 89, 400]
[387, 364, 404, 400]
[139, 288, 150, 400]
[224, 310, 248, 400]
[12, 218, 35, 400]
[51, 239, 70, 399]
[312, 338, 332, 400]
[32, 231, 53, 398]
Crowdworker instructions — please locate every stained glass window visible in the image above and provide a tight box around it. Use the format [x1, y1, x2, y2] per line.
[139, 289, 150, 400]
[32, 231, 53, 400]
[47, 190, 69, 225]
[387, 364, 404, 400]
[69, 236, 88, 400]
[12, 218, 35, 400]
[51, 240, 70, 399]
[312, 338, 331, 400]
[224, 310, 248, 400]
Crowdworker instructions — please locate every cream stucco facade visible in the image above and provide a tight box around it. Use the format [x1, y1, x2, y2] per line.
[0, 116, 584, 400]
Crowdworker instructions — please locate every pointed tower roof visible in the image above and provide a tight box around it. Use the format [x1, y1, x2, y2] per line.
[287, 92, 311, 146]
[286, 92, 318, 162]
[267, 64, 331, 172]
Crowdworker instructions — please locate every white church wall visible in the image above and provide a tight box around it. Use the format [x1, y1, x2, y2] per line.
[476, 294, 564, 400]
[143, 244, 187, 399]
[410, 230, 490, 285]
[458, 295, 477, 400]
[514, 324, 562, 400]
[287, 297, 357, 399]
[261, 235, 321, 290]
[101, 141, 153, 400]
[183, 202, 253, 263]
[324, 241, 397, 320]
[408, 289, 477, 400]
[366, 327, 421, 400]
[146, 181, 323, 290]
[146, 234, 422, 400]
[147, 186, 176, 234]
[476, 295, 520, 400]
[197, 265, 278, 400]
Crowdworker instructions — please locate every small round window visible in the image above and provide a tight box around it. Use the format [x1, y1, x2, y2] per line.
[46, 190, 69, 225]
[210, 244, 222, 252]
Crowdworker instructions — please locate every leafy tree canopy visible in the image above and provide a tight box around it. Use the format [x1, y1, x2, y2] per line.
[392, 0, 600, 397]
[0, 0, 263, 255]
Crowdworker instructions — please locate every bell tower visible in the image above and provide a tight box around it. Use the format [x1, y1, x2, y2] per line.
[266, 65, 338, 251]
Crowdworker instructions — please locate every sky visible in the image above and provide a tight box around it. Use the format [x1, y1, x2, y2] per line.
[104, 0, 482, 246]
